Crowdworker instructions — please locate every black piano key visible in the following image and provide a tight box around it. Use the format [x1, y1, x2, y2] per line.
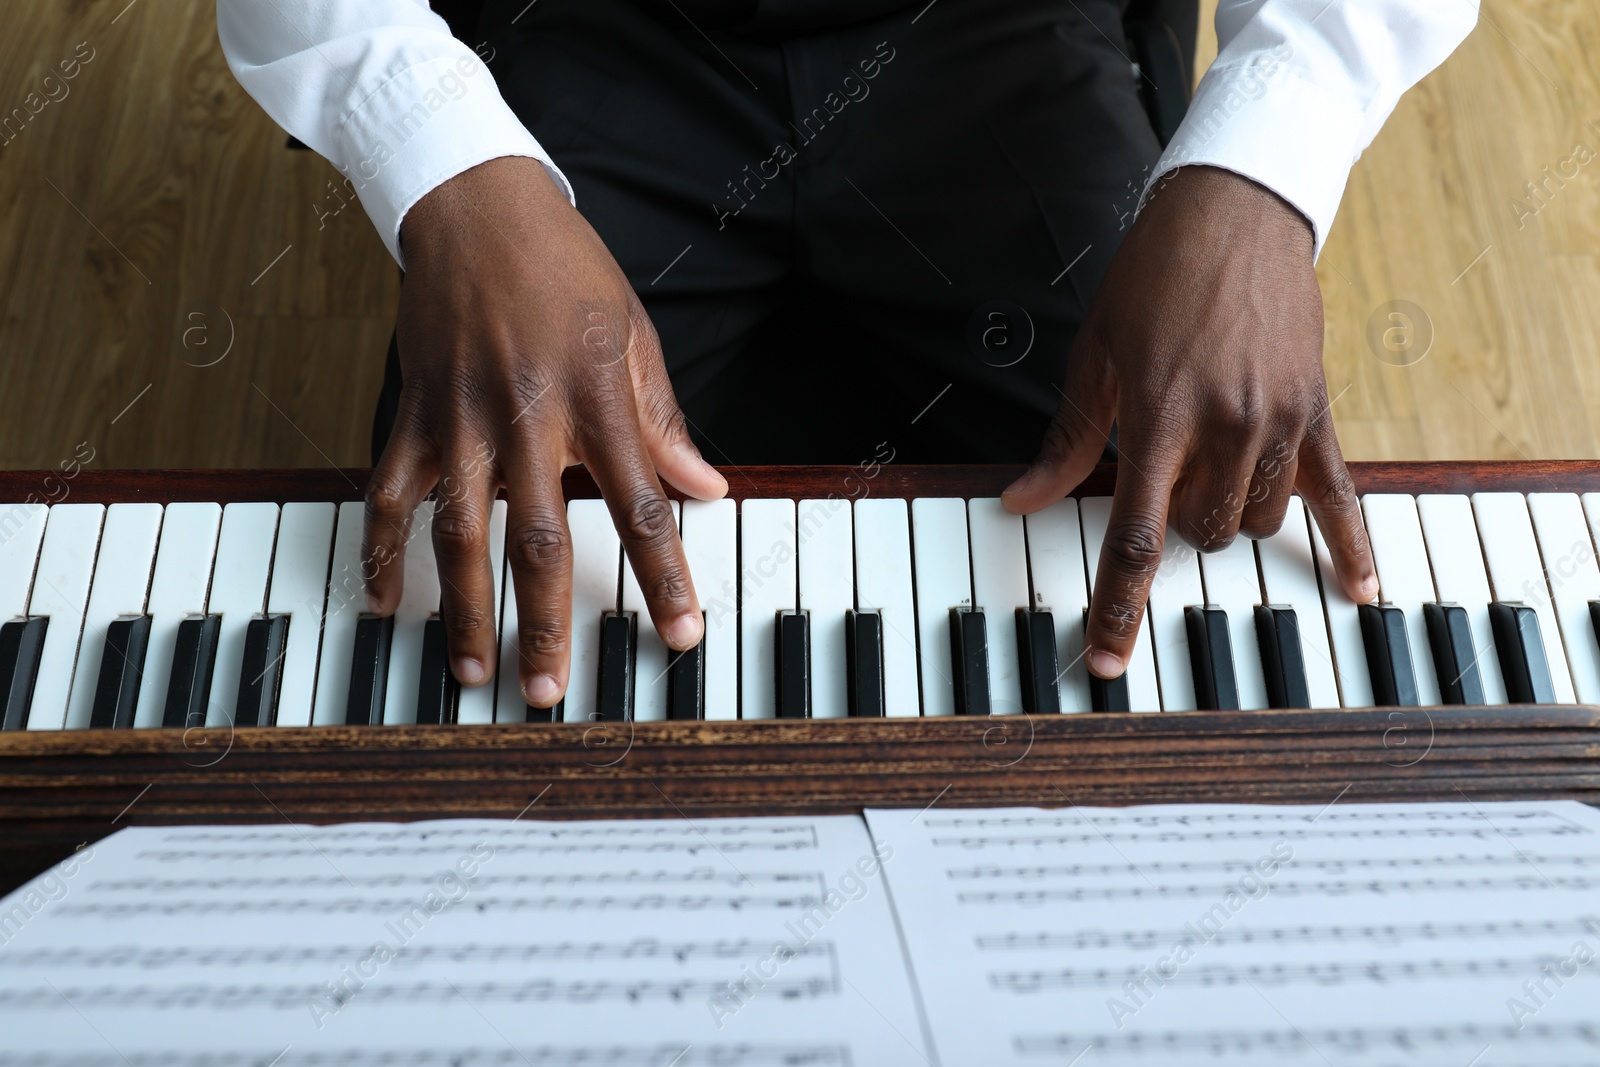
[521, 699, 563, 724]
[164, 614, 221, 729]
[235, 615, 290, 728]
[1491, 601, 1557, 704]
[1590, 600, 1600, 656]
[1014, 608, 1061, 715]
[846, 609, 886, 718]
[345, 613, 393, 726]
[0, 617, 48, 731]
[414, 617, 460, 726]
[1423, 602, 1485, 706]
[667, 638, 706, 721]
[775, 609, 811, 719]
[1358, 603, 1419, 707]
[1083, 608, 1130, 712]
[595, 610, 638, 723]
[949, 608, 991, 716]
[1254, 605, 1312, 709]
[1185, 606, 1240, 711]
[90, 616, 152, 730]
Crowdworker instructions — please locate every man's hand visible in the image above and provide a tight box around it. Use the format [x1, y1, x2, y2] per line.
[364, 156, 727, 706]
[1002, 165, 1377, 680]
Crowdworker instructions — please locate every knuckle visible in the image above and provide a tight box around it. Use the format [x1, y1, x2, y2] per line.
[617, 492, 676, 548]
[440, 603, 489, 636]
[508, 518, 570, 571]
[365, 475, 412, 528]
[1096, 599, 1145, 642]
[1103, 519, 1166, 575]
[519, 620, 567, 660]
[646, 568, 693, 607]
[432, 508, 486, 558]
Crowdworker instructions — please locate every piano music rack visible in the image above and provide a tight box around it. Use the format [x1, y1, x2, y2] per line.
[3, 462, 1599, 892]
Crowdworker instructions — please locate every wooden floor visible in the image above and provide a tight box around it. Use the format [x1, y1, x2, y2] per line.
[1, 0, 1596, 471]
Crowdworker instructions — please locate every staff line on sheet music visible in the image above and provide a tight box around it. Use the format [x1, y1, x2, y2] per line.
[1242, 976, 1338, 1067]
[955, 874, 1600, 905]
[1056, 787, 1159, 891]
[650, 782, 758, 888]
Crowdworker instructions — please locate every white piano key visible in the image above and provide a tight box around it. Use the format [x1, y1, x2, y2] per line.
[797, 498, 853, 720]
[910, 498, 972, 717]
[854, 499, 919, 717]
[0, 504, 48, 618]
[968, 498, 1031, 716]
[1416, 495, 1507, 705]
[134, 503, 223, 729]
[378, 501, 439, 725]
[1195, 537, 1271, 710]
[1078, 498, 1161, 711]
[681, 498, 738, 721]
[1256, 497, 1342, 708]
[205, 503, 281, 728]
[313, 502, 366, 726]
[565, 498, 621, 724]
[1473, 492, 1576, 703]
[1023, 499, 1092, 713]
[265, 502, 338, 727]
[457, 498, 507, 726]
[621, 501, 681, 723]
[65, 503, 162, 730]
[740, 498, 796, 720]
[1309, 517, 1373, 707]
[1146, 535, 1203, 712]
[1360, 495, 1442, 707]
[24, 504, 104, 730]
[1528, 493, 1600, 703]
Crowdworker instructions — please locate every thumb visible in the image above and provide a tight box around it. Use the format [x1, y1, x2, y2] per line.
[1003, 331, 1116, 515]
[625, 296, 727, 502]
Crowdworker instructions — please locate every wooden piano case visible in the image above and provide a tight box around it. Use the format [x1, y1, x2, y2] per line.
[2, 461, 1599, 891]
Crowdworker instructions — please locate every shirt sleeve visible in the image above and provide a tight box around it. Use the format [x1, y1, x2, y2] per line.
[216, 0, 573, 266]
[1141, 0, 1478, 256]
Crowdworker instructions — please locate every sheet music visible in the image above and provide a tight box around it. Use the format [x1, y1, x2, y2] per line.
[867, 801, 1600, 1066]
[0, 815, 930, 1066]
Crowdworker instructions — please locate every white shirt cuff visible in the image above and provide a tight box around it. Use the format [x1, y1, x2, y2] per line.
[1140, 59, 1366, 259]
[337, 53, 574, 267]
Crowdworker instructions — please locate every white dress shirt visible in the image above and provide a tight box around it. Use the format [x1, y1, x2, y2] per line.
[217, 0, 1476, 265]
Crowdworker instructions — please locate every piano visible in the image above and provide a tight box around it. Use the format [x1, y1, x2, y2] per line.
[2, 462, 1599, 890]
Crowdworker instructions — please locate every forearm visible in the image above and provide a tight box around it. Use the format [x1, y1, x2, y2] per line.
[215, 0, 571, 265]
[1143, 0, 1478, 255]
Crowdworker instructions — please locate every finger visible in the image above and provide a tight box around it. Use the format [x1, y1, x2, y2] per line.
[1237, 440, 1299, 540]
[503, 458, 575, 707]
[625, 297, 727, 501]
[362, 406, 437, 616]
[1002, 330, 1116, 515]
[1169, 433, 1265, 554]
[1296, 406, 1379, 603]
[431, 452, 499, 686]
[578, 386, 703, 652]
[1086, 439, 1183, 678]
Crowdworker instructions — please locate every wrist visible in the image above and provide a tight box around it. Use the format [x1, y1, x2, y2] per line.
[1146, 165, 1314, 257]
[399, 155, 565, 265]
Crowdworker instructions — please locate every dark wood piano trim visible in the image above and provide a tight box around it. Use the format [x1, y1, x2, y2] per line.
[4, 708, 1600, 892]
[6, 459, 1600, 503]
[5, 462, 1600, 891]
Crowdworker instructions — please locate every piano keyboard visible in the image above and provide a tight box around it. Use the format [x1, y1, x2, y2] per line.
[3, 488, 1599, 728]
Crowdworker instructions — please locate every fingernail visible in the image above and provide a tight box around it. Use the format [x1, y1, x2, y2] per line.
[1358, 575, 1379, 601]
[525, 674, 560, 706]
[455, 657, 485, 685]
[1087, 650, 1124, 679]
[365, 592, 383, 614]
[1002, 467, 1036, 497]
[667, 613, 704, 650]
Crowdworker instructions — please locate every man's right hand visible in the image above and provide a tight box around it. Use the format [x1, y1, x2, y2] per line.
[363, 156, 728, 708]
